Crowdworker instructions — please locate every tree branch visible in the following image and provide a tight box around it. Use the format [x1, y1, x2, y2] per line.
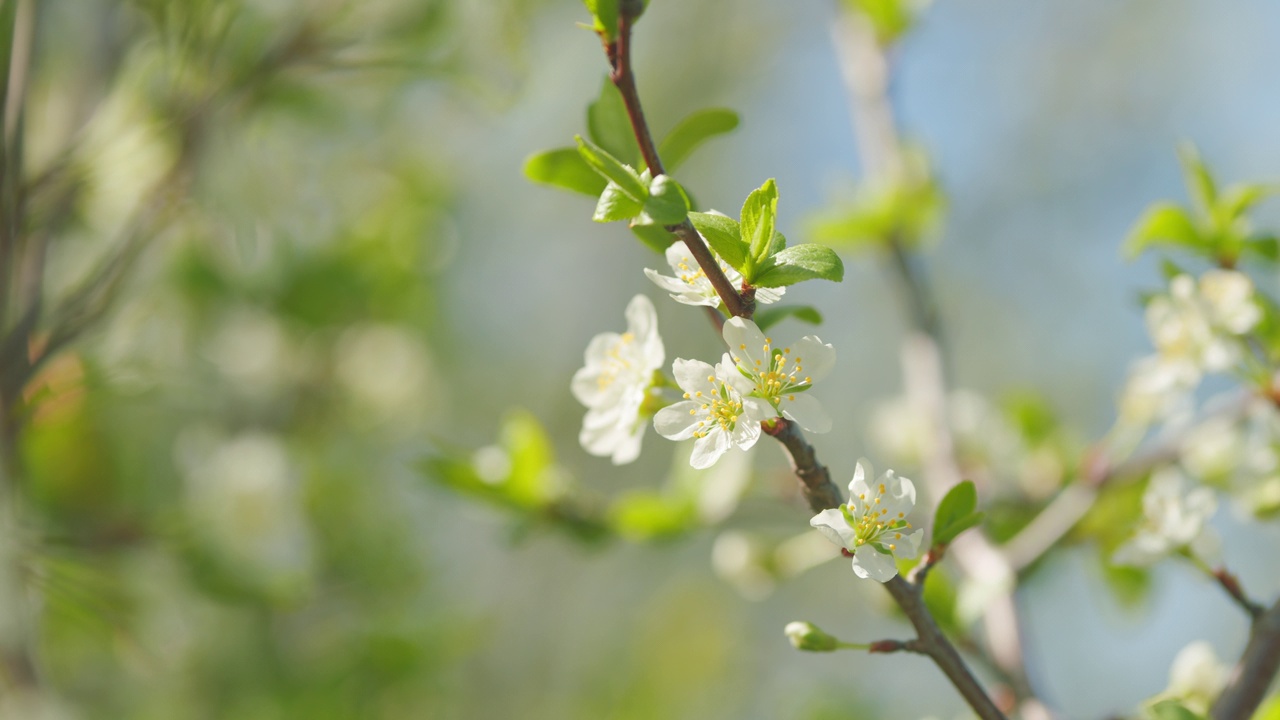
[761, 417, 842, 514]
[1211, 597, 1280, 720]
[602, 5, 750, 320]
[882, 576, 1009, 720]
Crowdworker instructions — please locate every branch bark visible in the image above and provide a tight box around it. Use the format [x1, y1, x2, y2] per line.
[1211, 598, 1280, 720]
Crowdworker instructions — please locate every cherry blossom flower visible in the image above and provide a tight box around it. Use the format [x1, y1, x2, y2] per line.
[810, 461, 923, 582]
[644, 240, 783, 308]
[722, 317, 834, 433]
[571, 295, 665, 464]
[1112, 468, 1220, 567]
[653, 355, 771, 469]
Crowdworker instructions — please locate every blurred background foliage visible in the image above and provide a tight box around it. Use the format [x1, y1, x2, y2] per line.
[3, 0, 1280, 719]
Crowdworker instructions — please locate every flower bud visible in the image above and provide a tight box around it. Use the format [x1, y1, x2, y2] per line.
[784, 621, 838, 652]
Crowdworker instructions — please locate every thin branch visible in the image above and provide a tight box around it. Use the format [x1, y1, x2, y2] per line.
[602, 5, 750, 320]
[1211, 597, 1280, 720]
[882, 576, 1009, 720]
[1209, 568, 1264, 621]
[761, 417, 842, 514]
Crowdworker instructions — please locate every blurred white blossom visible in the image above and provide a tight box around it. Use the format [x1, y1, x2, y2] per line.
[1113, 468, 1219, 567]
[571, 295, 665, 464]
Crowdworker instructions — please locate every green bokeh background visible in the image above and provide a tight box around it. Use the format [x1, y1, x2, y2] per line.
[4, 1, 1280, 718]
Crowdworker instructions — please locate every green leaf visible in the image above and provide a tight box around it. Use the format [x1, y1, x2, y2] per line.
[753, 305, 823, 331]
[1147, 699, 1204, 720]
[741, 179, 779, 263]
[1123, 203, 1203, 259]
[688, 211, 748, 272]
[752, 244, 844, 288]
[594, 182, 644, 223]
[575, 135, 648, 202]
[582, 0, 618, 40]
[524, 148, 607, 196]
[608, 490, 695, 541]
[630, 219, 673, 254]
[1243, 234, 1280, 263]
[587, 77, 640, 167]
[932, 481, 983, 546]
[846, 0, 916, 45]
[1218, 182, 1280, 223]
[643, 174, 690, 225]
[658, 108, 740, 172]
[1177, 142, 1217, 216]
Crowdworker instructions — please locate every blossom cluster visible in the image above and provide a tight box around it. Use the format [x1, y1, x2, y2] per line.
[571, 238, 834, 469]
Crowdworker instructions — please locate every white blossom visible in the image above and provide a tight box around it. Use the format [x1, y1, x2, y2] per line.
[644, 240, 783, 308]
[653, 355, 771, 469]
[1112, 468, 1220, 567]
[810, 461, 923, 582]
[1152, 641, 1229, 716]
[1145, 271, 1260, 376]
[722, 317, 835, 433]
[571, 295, 665, 464]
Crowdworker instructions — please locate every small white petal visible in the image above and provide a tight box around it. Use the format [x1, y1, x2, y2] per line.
[793, 336, 836, 383]
[810, 508, 856, 549]
[852, 545, 899, 582]
[691, 431, 730, 469]
[672, 358, 716, 395]
[781, 393, 831, 433]
[722, 317, 769, 369]
[653, 402, 701, 440]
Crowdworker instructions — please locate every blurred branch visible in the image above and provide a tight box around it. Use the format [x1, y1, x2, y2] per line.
[1211, 597, 1280, 720]
[831, 9, 1051, 717]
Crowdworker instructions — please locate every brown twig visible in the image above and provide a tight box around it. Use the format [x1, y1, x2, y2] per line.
[882, 576, 1009, 720]
[602, 5, 750, 320]
[761, 417, 842, 514]
[1210, 568, 1264, 621]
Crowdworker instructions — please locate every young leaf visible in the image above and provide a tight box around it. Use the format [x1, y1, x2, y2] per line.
[932, 480, 983, 546]
[658, 108, 740, 172]
[524, 148, 607, 196]
[594, 182, 644, 223]
[643, 174, 690, 225]
[741, 179, 779, 263]
[688, 211, 748, 272]
[1123, 203, 1203, 259]
[1148, 699, 1204, 720]
[588, 77, 641, 167]
[1177, 142, 1217, 217]
[754, 305, 823, 332]
[1217, 182, 1280, 224]
[576, 135, 648, 201]
[582, 0, 619, 41]
[752, 244, 844, 288]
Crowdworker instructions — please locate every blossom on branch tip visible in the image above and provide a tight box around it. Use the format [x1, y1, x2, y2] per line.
[722, 317, 834, 433]
[1112, 468, 1220, 567]
[644, 239, 783, 308]
[1145, 270, 1260, 377]
[571, 295, 665, 464]
[810, 461, 923, 582]
[653, 355, 770, 469]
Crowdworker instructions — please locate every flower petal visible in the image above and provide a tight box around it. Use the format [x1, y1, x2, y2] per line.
[793, 336, 835, 383]
[852, 545, 899, 582]
[810, 508, 855, 550]
[781, 393, 831, 433]
[722, 317, 768, 369]
[672, 358, 716, 395]
[654, 402, 701, 440]
[691, 430, 729, 469]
